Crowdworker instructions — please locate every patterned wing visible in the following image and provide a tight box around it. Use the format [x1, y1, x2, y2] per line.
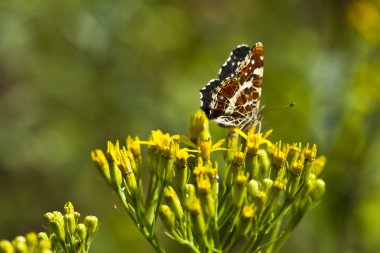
[200, 42, 264, 129]
[236, 42, 264, 88]
[200, 79, 222, 118]
[218, 44, 250, 81]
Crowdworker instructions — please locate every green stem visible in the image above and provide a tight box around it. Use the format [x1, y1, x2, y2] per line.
[264, 220, 281, 253]
[272, 206, 309, 253]
[117, 186, 165, 253]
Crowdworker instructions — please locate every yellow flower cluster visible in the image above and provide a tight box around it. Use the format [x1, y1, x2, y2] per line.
[91, 110, 326, 253]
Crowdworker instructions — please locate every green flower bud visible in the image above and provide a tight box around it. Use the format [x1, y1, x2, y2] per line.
[184, 184, 196, 210]
[12, 236, 27, 253]
[75, 224, 87, 243]
[63, 202, 75, 215]
[262, 178, 273, 193]
[228, 150, 245, 184]
[74, 212, 81, 224]
[174, 149, 189, 191]
[188, 198, 206, 235]
[309, 179, 326, 202]
[196, 174, 216, 221]
[224, 128, 239, 164]
[64, 214, 76, 236]
[253, 191, 267, 214]
[313, 156, 326, 176]
[247, 179, 259, 198]
[25, 233, 37, 248]
[232, 171, 248, 208]
[84, 216, 99, 237]
[91, 149, 111, 185]
[48, 234, 58, 249]
[43, 212, 54, 225]
[51, 220, 66, 243]
[158, 205, 175, 233]
[37, 235, 51, 251]
[164, 186, 184, 220]
[156, 137, 176, 183]
[36, 233, 49, 241]
[257, 149, 270, 173]
[110, 163, 123, 188]
[0, 240, 13, 253]
[44, 212, 65, 242]
[124, 170, 138, 199]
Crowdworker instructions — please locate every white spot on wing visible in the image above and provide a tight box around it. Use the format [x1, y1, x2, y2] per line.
[253, 67, 264, 77]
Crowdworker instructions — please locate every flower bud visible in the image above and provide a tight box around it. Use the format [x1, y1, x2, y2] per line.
[257, 149, 270, 174]
[63, 202, 75, 215]
[272, 141, 289, 169]
[124, 170, 138, 199]
[110, 163, 123, 188]
[188, 198, 206, 235]
[25, 233, 37, 248]
[247, 179, 259, 198]
[36, 233, 49, 241]
[189, 110, 210, 142]
[174, 149, 189, 191]
[262, 178, 273, 193]
[158, 205, 175, 233]
[227, 150, 245, 185]
[91, 149, 111, 185]
[197, 174, 215, 220]
[75, 223, 87, 243]
[236, 204, 257, 236]
[126, 135, 141, 158]
[291, 152, 305, 177]
[184, 184, 196, 210]
[44, 212, 65, 242]
[253, 191, 267, 214]
[313, 156, 326, 176]
[224, 128, 239, 164]
[304, 144, 317, 161]
[309, 179, 326, 202]
[84, 216, 99, 238]
[232, 172, 248, 208]
[50, 220, 65, 243]
[64, 214, 76, 236]
[164, 186, 184, 220]
[0, 240, 13, 253]
[12, 237, 27, 253]
[36, 233, 51, 251]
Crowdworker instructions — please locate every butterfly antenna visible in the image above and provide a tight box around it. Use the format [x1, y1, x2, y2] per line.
[260, 103, 295, 114]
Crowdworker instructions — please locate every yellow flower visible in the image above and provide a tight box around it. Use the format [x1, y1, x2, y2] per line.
[126, 135, 141, 157]
[271, 141, 290, 168]
[189, 110, 210, 141]
[246, 128, 273, 156]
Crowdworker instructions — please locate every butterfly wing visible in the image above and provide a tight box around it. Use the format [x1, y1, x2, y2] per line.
[200, 42, 264, 129]
[218, 44, 250, 81]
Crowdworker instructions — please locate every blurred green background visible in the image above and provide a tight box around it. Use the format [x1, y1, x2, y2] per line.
[1, 0, 380, 252]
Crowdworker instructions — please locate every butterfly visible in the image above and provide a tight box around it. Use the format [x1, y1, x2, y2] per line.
[200, 42, 264, 130]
